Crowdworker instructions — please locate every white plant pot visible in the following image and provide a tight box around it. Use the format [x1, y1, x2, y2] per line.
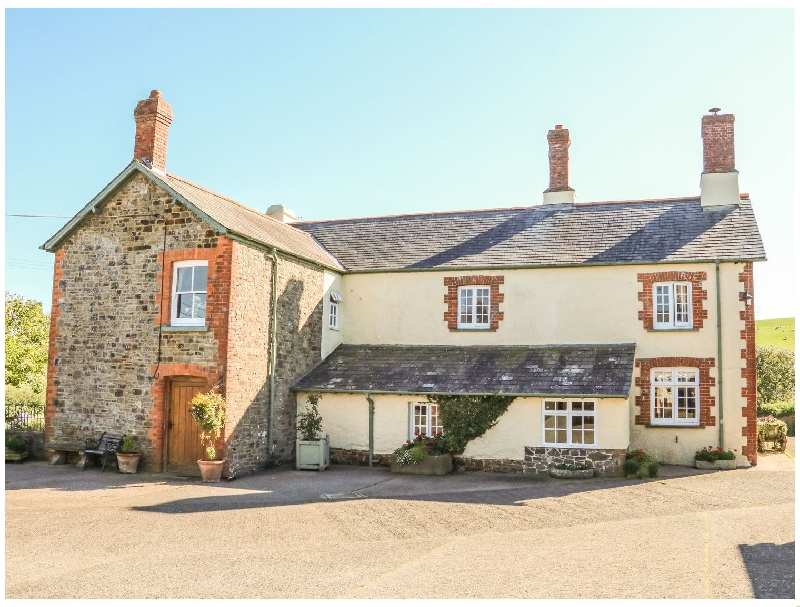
[296, 437, 330, 471]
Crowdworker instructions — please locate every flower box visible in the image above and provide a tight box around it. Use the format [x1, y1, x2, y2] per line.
[391, 453, 453, 475]
[548, 467, 594, 479]
[5, 449, 28, 462]
[296, 437, 330, 471]
[695, 459, 737, 470]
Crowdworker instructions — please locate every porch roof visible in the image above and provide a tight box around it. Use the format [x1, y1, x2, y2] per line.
[292, 343, 636, 398]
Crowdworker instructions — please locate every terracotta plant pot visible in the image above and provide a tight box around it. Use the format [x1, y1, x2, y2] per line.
[116, 452, 140, 474]
[198, 459, 224, 482]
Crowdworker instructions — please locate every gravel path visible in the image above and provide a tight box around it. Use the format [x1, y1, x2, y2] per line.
[5, 454, 794, 599]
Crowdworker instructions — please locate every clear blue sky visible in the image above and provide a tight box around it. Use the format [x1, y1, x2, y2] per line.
[4, 8, 795, 319]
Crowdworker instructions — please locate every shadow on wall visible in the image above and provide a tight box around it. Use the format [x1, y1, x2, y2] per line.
[224, 276, 323, 476]
[739, 541, 795, 599]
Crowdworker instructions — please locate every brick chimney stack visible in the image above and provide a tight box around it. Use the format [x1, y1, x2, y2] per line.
[134, 90, 173, 173]
[700, 109, 739, 207]
[543, 125, 575, 205]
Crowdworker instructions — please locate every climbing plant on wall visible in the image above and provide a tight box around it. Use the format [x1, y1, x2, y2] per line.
[427, 394, 514, 455]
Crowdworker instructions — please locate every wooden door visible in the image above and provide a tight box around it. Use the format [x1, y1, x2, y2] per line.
[167, 379, 206, 475]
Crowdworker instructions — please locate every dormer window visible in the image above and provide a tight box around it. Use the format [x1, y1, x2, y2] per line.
[171, 261, 208, 326]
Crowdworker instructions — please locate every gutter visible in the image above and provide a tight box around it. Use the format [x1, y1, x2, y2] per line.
[366, 393, 374, 467]
[268, 247, 279, 456]
[292, 388, 630, 399]
[716, 261, 724, 449]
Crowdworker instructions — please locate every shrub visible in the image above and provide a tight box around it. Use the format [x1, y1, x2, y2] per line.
[427, 394, 514, 455]
[757, 416, 788, 452]
[393, 432, 448, 466]
[756, 346, 795, 406]
[757, 401, 795, 417]
[188, 391, 226, 460]
[297, 394, 324, 441]
[118, 435, 136, 454]
[695, 446, 737, 461]
[5, 434, 28, 453]
[625, 448, 659, 478]
[5, 383, 44, 430]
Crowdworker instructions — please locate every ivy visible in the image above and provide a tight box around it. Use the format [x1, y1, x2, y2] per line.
[428, 393, 515, 455]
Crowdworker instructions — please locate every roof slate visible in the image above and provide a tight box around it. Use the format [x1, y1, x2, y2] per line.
[292, 344, 637, 397]
[294, 198, 765, 271]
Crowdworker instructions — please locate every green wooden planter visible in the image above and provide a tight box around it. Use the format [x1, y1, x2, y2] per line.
[296, 437, 330, 471]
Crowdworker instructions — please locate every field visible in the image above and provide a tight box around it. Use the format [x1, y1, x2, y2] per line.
[756, 318, 794, 351]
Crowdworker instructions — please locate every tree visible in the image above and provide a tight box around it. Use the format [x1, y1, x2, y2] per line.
[5, 292, 49, 393]
[756, 345, 795, 406]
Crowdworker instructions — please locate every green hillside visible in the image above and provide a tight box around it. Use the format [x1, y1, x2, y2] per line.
[756, 318, 795, 351]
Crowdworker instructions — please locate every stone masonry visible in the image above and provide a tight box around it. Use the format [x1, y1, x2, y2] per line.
[524, 446, 626, 477]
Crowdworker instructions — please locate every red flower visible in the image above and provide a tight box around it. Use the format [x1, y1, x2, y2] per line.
[414, 429, 419, 436]
[733, 448, 737, 452]
[405, 440, 411, 444]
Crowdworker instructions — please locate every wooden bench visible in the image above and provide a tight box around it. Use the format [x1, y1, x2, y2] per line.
[82, 433, 123, 472]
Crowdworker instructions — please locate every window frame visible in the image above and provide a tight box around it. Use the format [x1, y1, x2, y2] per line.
[542, 399, 597, 447]
[650, 367, 700, 426]
[171, 260, 209, 327]
[457, 285, 491, 329]
[409, 402, 443, 439]
[329, 300, 339, 330]
[653, 281, 693, 330]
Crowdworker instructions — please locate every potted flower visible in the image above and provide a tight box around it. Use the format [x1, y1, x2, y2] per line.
[115, 435, 140, 474]
[296, 394, 329, 471]
[623, 448, 659, 478]
[188, 391, 226, 482]
[391, 432, 453, 475]
[757, 415, 788, 452]
[5, 434, 29, 462]
[695, 445, 737, 470]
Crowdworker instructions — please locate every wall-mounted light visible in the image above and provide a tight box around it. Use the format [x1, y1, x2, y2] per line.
[740, 291, 754, 307]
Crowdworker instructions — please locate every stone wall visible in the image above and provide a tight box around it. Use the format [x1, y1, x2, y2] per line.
[273, 256, 324, 460]
[524, 446, 626, 477]
[453, 456, 523, 473]
[45, 173, 225, 471]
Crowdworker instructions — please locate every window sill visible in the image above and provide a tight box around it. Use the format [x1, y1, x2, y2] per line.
[543, 444, 597, 449]
[645, 424, 705, 429]
[161, 325, 210, 332]
[450, 328, 497, 332]
[329, 326, 340, 331]
[647, 328, 699, 332]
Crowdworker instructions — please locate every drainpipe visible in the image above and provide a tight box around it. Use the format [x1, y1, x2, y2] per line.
[366, 393, 375, 466]
[716, 261, 724, 449]
[268, 248, 279, 456]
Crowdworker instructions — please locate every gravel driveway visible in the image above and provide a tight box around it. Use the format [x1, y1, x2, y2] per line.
[5, 453, 794, 599]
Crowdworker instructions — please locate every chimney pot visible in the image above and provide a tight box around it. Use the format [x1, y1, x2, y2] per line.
[134, 90, 173, 173]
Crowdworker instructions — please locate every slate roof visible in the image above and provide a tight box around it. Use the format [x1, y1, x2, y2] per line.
[294, 198, 765, 271]
[42, 161, 342, 270]
[292, 344, 637, 397]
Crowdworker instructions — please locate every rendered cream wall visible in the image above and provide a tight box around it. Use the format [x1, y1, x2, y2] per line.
[331, 261, 752, 467]
[298, 391, 629, 461]
[320, 271, 344, 359]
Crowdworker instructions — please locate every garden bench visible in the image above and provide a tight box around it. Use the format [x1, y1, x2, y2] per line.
[81, 432, 123, 472]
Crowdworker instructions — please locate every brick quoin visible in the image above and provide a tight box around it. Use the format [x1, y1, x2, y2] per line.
[637, 271, 708, 330]
[443, 275, 505, 330]
[43, 249, 65, 448]
[634, 357, 716, 427]
[739, 262, 758, 464]
[149, 238, 233, 472]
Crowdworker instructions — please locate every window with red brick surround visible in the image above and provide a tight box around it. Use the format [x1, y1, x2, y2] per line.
[637, 271, 708, 330]
[443, 275, 504, 330]
[634, 357, 716, 426]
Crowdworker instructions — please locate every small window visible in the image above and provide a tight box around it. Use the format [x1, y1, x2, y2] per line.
[651, 368, 699, 425]
[410, 402, 443, 438]
[457, 286, 490, 329]
[171, 261, 208, 326]
[329, 291, 341, 330]
[653, 282, 692, 329]
[543, 400, 596, 447]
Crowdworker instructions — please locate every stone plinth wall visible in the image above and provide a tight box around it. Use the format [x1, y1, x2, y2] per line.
[329, 448, 393, 467]
[454, 456, 524, 473]
[525, 446, 626, 477]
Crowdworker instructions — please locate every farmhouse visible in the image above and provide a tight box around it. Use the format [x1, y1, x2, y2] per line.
[42, 91, 764, 477]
